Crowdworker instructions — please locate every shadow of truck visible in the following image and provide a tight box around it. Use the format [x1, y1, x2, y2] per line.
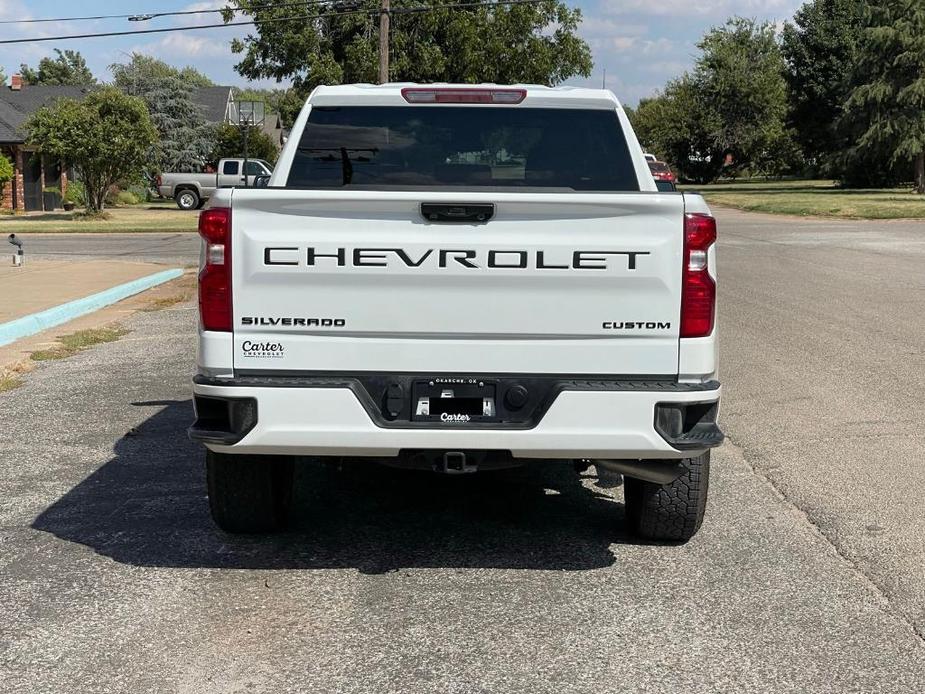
[32, 400, 629, 574]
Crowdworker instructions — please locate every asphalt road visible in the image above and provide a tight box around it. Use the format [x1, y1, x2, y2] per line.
[2, 208, 924, 693]
[23, 232, 200, 266]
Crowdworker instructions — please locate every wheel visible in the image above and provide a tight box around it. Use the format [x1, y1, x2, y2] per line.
[206, 450, 295, 533]
[624, 452, 710, 542]
[175, 189, 200, 210]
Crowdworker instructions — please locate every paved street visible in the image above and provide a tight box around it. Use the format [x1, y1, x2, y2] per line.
[2, 208, 924, 693]
[23, 232, 200, 266]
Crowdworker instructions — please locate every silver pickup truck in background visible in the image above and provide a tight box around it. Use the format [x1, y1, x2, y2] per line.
[156, 158, 274, 209]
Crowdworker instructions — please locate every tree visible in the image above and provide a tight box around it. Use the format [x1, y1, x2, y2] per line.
[781, 0, 864, 169]
[631, 78, 725, 183]
[111, 54, 213, 88]
[111, 54, 214, 174]
[629, 18, 793, 183]
[178, 66, 215, 88]
[844, 0, 925, 193]
[0, 154, 13, 205]
[26, 88, 158, 212]
[0, 67, 6, 86]
[695, 18, 791, 176]
[268, 89, 306, 129]
[222, 0, 591, 95]
[210, 123, 280, 165]
[20, 49, 96, 86]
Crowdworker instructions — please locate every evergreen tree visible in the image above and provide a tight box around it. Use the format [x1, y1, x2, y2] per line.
[110, 54, 214, 174]
[844, 0, 925, 192]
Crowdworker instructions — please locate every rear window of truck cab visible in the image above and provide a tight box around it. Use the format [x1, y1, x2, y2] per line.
[287, 106, 640, 192]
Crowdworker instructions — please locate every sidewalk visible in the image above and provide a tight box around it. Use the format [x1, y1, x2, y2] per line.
[0, 260, 173, 323]
[0, 259, 191, 376]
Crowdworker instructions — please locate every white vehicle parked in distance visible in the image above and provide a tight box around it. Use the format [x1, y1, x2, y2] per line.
[189, 84, 723, 541]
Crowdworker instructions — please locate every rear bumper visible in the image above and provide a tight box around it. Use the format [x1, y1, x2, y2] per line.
[190, 375, 723, 459]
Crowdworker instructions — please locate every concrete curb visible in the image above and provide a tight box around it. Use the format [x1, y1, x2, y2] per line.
[0, 268, 184, 347]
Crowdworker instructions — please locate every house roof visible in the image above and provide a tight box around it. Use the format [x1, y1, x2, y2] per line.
[192, 86, 233, 123]
[0, 84, 239, 143]
[0, 85, 91, 143]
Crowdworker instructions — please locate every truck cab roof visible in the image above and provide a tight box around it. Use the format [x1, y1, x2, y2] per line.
[306, 83, 624, 110]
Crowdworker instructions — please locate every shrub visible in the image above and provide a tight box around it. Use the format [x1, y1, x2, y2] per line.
[64, 180, 86, 206]
[106, 186, 138, 207]
[106, 185, 138, 207]
[127, 184, 151, 203]
[104, 186, 140, 206]
[115, 190, 140, 206]
[0, 154, 12, 203]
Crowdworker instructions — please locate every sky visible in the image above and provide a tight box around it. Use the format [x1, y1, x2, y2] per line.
[0, 0, 805, 106]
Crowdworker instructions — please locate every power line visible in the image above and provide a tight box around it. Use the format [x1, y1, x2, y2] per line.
[0, 0, 544, 26]
[0, 0, 342, 24]
[0, 0, 547, 45]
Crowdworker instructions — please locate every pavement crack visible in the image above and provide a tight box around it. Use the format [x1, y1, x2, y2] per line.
[725, 433, 925, 647]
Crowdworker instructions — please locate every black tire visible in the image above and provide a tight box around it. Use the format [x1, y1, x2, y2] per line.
[175, 188, 200, 210]
[206, 450, 295, 533]
[624, 452, 710, 542]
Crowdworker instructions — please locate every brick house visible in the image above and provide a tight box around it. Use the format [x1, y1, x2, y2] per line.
[0, 74, 90, 212]
[0, 80, 286, 211]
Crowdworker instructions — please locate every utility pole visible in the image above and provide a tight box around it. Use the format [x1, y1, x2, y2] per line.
[378, 0, 390, 84]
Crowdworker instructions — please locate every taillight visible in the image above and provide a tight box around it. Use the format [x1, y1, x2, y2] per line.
[680, 212, 716, 338]
[401, 87, 526, 104]
[198, 207, 232, 332]
[155, 175, 162, 187]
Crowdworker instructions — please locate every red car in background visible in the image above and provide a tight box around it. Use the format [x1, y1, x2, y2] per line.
[648, 160, 677, 192]
[648, 160, 676, 183]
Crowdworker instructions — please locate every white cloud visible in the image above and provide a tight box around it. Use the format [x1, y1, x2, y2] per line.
[174, 0, 227, 27]
[579, 17, 648, 39]
[590, 36, 676, 55]
[152, 33, 229, 58]
[0, 0, 28, 20]
[602, 0, 802, 18]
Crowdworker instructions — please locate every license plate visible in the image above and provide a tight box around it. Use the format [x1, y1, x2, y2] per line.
[412, 379, 497, 423]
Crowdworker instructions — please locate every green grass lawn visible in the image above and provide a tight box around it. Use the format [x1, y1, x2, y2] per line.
[5, 182, 923, 227]
[683, 179, 925, 219]
[0, 203, 197, 233]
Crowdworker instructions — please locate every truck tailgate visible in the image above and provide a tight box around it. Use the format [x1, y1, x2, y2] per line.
[230, 189, 684, 375]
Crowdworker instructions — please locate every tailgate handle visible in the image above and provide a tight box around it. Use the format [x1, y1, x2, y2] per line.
[421, 203, 494, 224]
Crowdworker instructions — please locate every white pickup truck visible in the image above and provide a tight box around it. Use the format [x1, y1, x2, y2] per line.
[189, 84, 723, 541]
